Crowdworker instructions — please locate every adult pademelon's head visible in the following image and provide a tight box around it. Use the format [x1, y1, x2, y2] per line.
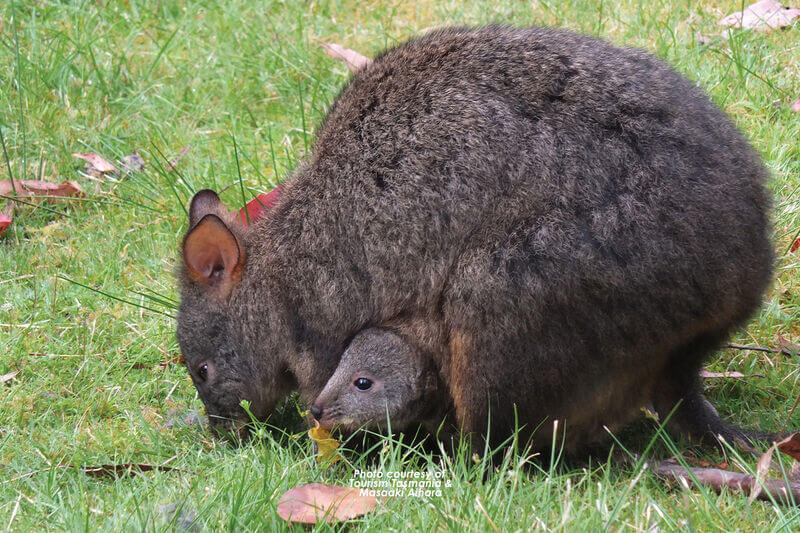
[177, 189, 293, 437]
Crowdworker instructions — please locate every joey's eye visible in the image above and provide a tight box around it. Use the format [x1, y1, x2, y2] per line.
[197, 363, 208, 381]
[354, 378, 372, 391]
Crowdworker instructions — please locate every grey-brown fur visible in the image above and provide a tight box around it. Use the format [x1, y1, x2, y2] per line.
[177, 26, 774, 451]
[310, 328, 445, 433]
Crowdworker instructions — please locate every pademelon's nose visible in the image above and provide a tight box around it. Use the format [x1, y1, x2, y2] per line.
[310, 404, 323, 419]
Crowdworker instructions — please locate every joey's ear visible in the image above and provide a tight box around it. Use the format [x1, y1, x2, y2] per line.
[183, 214, 245, 295]
[189, 189, 224, 228]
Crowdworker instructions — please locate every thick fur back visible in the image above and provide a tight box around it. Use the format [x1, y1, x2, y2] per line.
[228, 27, 771, 444]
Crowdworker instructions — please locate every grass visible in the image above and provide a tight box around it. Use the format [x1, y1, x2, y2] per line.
[1, 0, 799, 530]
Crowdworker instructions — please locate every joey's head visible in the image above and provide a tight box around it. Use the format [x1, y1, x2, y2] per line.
[177, 189, 292, 437]
[310, 329, 438, 433]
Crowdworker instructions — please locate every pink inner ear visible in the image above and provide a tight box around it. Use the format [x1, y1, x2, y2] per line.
[192, 247, 224, 278]
[237, 185, 284, 226]
[183, 215, 240, 284]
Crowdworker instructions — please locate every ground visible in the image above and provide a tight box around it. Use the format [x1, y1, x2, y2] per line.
[1, 0, 799, 530]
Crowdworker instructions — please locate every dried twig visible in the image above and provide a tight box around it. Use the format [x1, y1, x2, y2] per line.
[654, 459, 800, 504]
[166, 145, 191, 171]
[320, 43, 372, 73]
[724, 343, 797, 356]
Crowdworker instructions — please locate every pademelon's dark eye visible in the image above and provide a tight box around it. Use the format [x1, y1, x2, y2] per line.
[354, 377, 372, 391]
[197, 363, 208, 382]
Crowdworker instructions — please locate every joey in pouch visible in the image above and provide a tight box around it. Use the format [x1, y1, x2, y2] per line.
[310, 328, 446, 435]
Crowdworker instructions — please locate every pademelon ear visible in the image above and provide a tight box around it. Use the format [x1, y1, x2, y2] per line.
[183, 213, 244, 296]
[189, 189, 225, 228]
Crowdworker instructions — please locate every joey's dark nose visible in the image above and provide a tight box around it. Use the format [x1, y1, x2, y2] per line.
[310, 404, 323, 419]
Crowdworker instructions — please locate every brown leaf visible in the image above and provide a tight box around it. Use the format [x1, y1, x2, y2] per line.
[120, 152, 145, 174]
[777, 433, 800, 462]
[751, 442, 777, 503]
[321, 43, 372, 73]
[277, 483, 378, 524]
[698, 370, 763, 379]
[0, 211, 10, 236]
[1, 370, 20, 384]
[0, 179, 84, 238]
[719, 0, 800, 30]
[73, 152, 117, 174]
[0, 179, 84, 200]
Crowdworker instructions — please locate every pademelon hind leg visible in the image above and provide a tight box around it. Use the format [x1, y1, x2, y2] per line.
[652, 330, 786, 450]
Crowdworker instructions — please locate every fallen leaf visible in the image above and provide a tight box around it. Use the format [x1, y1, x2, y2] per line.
[792, 238, 800, 253]
[321, 43, 372, 73]
[277, 483, 377, 524]
[0, 179, 84, 200]
[699, 370, 763, 378]
[0, 180, 84, 238]
[73, 152, 117, 174]
[750, 441, 777, 503]
[1, 370, 20, 384]
[777, 433, 800, 462]
[792, 99, 800, 113]
[0, 181, 16, 197]
[719, 0, 800, 30]
[236, 186, 284, 225]
[308, 420, 340, 464]
[0, 212, 10, 236]
[120, 152, 145, 174]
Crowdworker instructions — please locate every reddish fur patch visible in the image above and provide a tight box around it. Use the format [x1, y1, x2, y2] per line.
[448, 331, 473, 430]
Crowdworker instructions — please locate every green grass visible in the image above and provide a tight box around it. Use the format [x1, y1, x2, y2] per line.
[1, 0, 799, 530]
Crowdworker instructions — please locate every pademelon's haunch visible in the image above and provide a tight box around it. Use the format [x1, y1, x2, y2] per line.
[177, 26, 776, 452]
